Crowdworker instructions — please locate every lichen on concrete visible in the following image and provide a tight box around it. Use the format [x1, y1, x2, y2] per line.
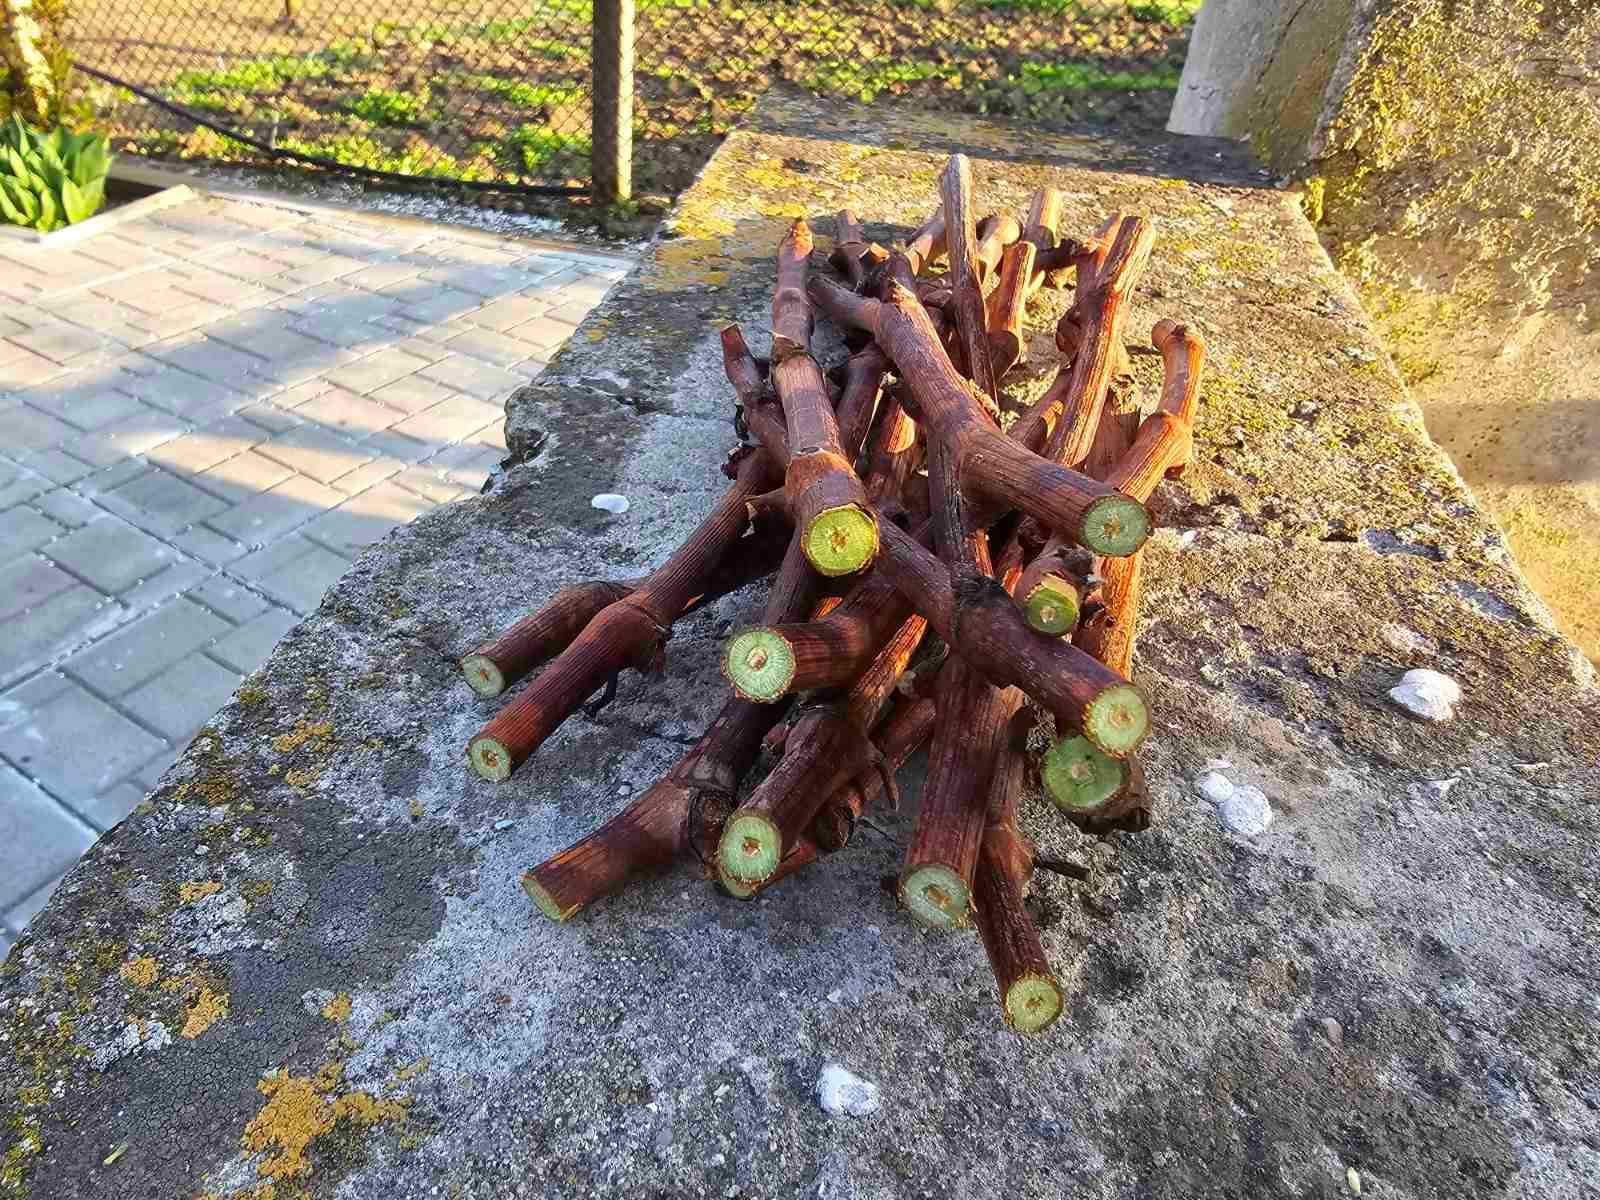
[1, 89, 1596, 1200]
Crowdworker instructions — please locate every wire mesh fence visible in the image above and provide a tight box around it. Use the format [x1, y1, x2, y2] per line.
[62, 0, 1200, 198]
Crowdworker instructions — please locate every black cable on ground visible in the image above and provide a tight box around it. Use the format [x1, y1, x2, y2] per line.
[73, 61, 590, 199]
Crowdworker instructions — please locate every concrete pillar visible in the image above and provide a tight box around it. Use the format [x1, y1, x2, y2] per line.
[1168, 0, 1373, 171]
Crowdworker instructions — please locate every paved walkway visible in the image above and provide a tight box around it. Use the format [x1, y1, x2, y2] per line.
[0, 190, 630, 959]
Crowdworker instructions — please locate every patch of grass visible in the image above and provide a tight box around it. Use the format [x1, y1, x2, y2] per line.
[278, 132, 468, 177]
[172, 54, 330, 96]
[1127, 0, 1203, 22]
[807, 58, 962, 103]
[1017, 61, 1181, 92]
[499, 125, 590, 173]
[456, 74, 582, 109]
[348, 86, 431, 127]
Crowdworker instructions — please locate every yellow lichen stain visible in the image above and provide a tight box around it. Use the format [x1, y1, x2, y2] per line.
[179, 880, 222, 904]
[320, 993, 352, 1024]
[272, 720, 335, 755]
[392, 1058, 429, 1082]
[181, 985, 229, 1039]
[240, 1060, 409, 1184]
[119, 956, 159, 988]
[284, 765, 323, 791]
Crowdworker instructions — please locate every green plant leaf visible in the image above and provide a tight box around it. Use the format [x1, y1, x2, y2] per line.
[60, 176, 90, 224]
[78, 177, 105, 220]
[3, 145, 29, 182]
[74, 137, 109, 187]
[35, 186, 59, 232]
[0, 178, 26, 226]
[2, 176, 41, 224]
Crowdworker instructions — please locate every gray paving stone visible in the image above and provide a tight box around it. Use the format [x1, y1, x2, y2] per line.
[77, 781, 146, 832]
[0, 684, 166, 798]
[300, 492, 418, 556]
[123, 651, 240, 741]
[210, 607, 298, 674]
[103, 468, 230, 535]
[401, 288, 483, 324]
[368, 374, 459, 415]
[467, 295, 553, 331]
[135, 746, 180, 791]
[120, 559, 212, 612]
[193, 449, 296, 504]
[235, 401, 306, 435]
[31, 488, 98, 528]
[143, 419, 262, 474]
[124, 368, 252, 422]
[65, 597, 228, 698]
[4, 871, 66, 934]
[0, 931, 12, 961]
[170, 524, 248, 566]
[13, 448, 93, 487]
[0, 587, 107, 687]
[444, 327, 539, 368]
[6, 321, 109, 365]
[145, 336, 270, 386]
[228, 534, 321, 584]
[22, 378, 147, 432]
[0, 671, 74, 733]
[205, 473, 347, 543]
[44, 516, 176, 593]
[256, 426, 374, 484]
[323, 349, 435, 396]
[0, 555, 77, 621]
[391, 393, 505, 444]
[254, 543, 351, 615]
[69, 407, 187, 467]
[6, 404, 75, 452]
[190, 576, 269, 624]
[512, 313, 583, 349]
[0, 507, 64, 564]
[287, 387, 404, 440]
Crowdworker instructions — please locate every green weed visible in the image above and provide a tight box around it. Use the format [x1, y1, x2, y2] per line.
[348, 87, 431, 126]
[1017, 61, 1181, 92]
[499, 125, 590, 173]
[455, 75, 582, 109]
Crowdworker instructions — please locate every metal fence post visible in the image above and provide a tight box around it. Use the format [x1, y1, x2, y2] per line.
[591, 0, 634, 205]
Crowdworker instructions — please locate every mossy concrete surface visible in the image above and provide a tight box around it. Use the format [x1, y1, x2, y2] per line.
[2, 90, 1597, 1199]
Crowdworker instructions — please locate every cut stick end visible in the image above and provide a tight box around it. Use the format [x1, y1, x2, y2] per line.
[722, 628, 797, 702]
[899, 864, 972, 931]
[1080, 494, 1152, 558]
[803, 504, 879, 577]
[1005, 973, 1065, 1035]
[521, 872, 579, 922]
[1042, 735, 1129, 812]
[718, 810, 782, 885]
[1022, 576, 1081, 636]
[1083, 683, 1149, 757]
[459, 654, 506, 698]
[467, 735, 515, 783]
[717, 862, 762, 900]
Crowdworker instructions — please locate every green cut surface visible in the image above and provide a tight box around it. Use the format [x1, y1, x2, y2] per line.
[467, 735, 513, 783]
[1083, 682, 1149, 756]
[1005, 973, 1064, 1034]
[804, 504, 879, 576]
[899, 864, 971, 930]
[722, 628, 796, 702]
[1080, 494, 1151, 557]
[718, 811, 781, 884]
[521, 873, 576, 922]
[460, 653, 506, 698]
[1023, 576, 1080, 635]
[1041, 735, 1126, 812]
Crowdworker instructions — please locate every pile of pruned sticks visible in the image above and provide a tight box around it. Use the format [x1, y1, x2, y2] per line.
[457, 154, 1204, 1034]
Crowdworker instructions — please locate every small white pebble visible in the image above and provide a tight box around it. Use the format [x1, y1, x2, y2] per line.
[827, 989, 844, 1004]
[1387, 668, 1461, 722]
[1204, 758, 1233, 771]
[591, 493, 630, 514]
[1347, 1166, 1362, 1195]
[1219, 785, 1273, 836]
[194, 845, 209, 856]
[1195, 771, 1235, 805]
[494, 819, 514, 831]
[817, 1064, 880, 1117]
[1424, 777, 1459, 799]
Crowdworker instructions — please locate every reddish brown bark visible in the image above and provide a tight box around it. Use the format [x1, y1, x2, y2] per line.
[902, 207, 946, 277]
[940, 155, 1000, 403]
[772, 220, 878, 577]
[974, 213, 1022, 286]
[985, 240, 1037, 378]
[811, 691, 936, 852]
[806, 269, 1150, 558]
[468, 446, 781, 782]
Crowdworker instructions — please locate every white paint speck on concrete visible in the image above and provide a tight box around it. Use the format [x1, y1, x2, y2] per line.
[817, 1064, 880, 1117]
[1219, 785, 1273, 837]
[1196, 771, 1235, 804]
[591, 493, 630, 514]
[1388, 668, 1461, 722]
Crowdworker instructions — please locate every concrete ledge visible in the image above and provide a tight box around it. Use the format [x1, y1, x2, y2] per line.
[3, 90, 1596, 1200]
[0, 183, 194, 250]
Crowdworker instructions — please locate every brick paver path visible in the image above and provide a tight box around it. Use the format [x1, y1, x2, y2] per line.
[0, 192, 630, 957]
